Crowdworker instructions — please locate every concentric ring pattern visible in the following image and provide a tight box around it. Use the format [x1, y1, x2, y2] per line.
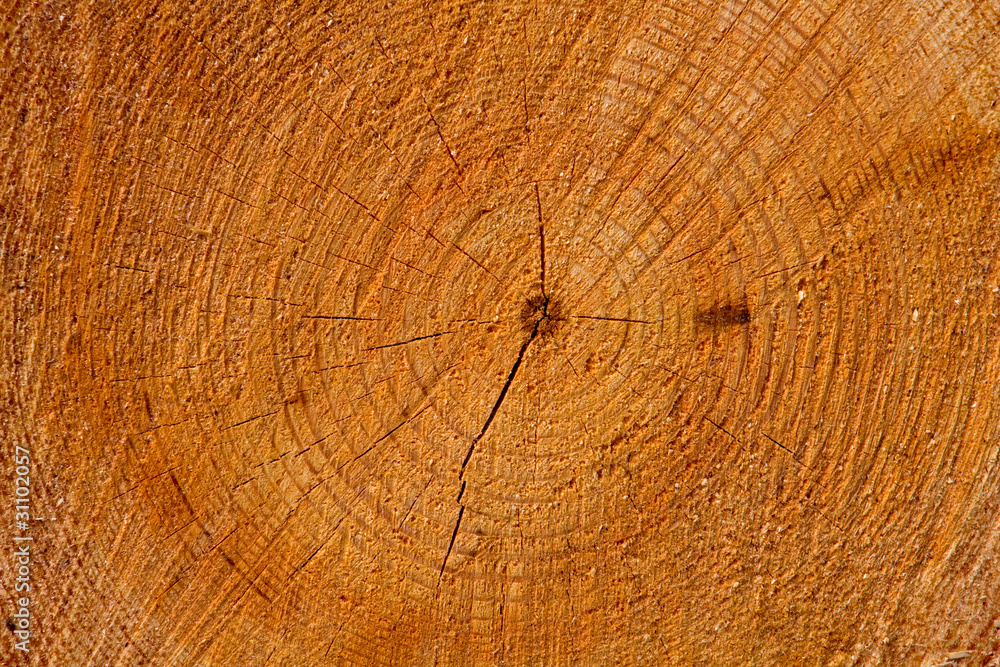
[3, 0, 1000, 665]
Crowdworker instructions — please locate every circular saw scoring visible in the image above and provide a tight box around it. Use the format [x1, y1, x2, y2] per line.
[4, 0, 1000, 665]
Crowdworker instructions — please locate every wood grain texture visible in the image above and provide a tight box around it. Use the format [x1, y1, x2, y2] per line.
[2, 0, 1000, 665]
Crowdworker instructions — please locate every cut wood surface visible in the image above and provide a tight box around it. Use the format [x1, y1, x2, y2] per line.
[3, 0, 1000, 665]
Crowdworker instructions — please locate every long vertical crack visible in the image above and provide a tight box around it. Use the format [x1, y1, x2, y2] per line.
[460, 322, 541, 477]
[440, 318, 543, 580]
[535, 182, 547, 299]
[440, 222, 550, 580]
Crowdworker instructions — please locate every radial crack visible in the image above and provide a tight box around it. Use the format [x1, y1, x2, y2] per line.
[439, 504, 465, 579]
[571, 315, 651, 324]
[460, 315, 543, 476]
[364, 331, 453, 351]
[535, 182, 547, 299]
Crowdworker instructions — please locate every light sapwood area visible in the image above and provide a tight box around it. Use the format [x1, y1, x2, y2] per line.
[3, 0, 1000, 665]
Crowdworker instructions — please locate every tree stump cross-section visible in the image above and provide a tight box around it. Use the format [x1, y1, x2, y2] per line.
[2, 0, 1000, 665]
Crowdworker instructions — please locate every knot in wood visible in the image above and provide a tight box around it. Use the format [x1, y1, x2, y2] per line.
[520, 294, 563, 339]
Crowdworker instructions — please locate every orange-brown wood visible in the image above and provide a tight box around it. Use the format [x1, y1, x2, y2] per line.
[3, 0, 1000, 664]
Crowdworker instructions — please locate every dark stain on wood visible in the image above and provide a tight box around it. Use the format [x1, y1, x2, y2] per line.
[696, 303, 751, 327]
